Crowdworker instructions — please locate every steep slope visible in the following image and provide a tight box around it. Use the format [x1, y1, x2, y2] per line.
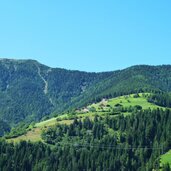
[0, 59, 53, 124]
[69, 65, 171, 110]
[0, 59, 111, 125]
[44, 66, 112, 112]
[0, 59, 171, 126]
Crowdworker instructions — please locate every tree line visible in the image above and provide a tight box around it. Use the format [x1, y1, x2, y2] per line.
[1, 108, 171, 170]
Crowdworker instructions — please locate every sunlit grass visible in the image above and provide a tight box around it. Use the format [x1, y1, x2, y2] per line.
[7, 93, 165, 143]
[160, 150, 171, 168]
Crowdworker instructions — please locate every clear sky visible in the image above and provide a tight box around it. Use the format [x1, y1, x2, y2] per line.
[0, 0, 171, 72]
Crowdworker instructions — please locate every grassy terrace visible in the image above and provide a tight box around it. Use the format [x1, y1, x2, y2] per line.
[89, 93, 162, 111]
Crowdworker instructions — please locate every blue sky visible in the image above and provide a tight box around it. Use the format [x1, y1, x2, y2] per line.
[0, 0, 171, 72]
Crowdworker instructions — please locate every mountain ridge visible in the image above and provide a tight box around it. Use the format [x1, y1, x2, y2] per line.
[0, 58, 171, 128]
[1, 58, 171, 72]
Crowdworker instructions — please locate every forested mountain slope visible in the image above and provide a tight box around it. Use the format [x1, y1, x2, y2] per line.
[0, 59, 171, 126]
[71, 65, 171, 110]
[0, 59, 111, 125]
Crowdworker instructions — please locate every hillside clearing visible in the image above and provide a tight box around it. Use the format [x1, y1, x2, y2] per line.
[6, 93, 166, 143]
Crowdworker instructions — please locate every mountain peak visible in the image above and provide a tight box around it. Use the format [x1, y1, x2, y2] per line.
[0, 58, 38, 63]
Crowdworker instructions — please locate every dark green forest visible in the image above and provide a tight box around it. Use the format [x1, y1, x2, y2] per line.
[0, 108, 171, 170]
[0, 59, 111, 126]
[148, 92, 171, 108]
